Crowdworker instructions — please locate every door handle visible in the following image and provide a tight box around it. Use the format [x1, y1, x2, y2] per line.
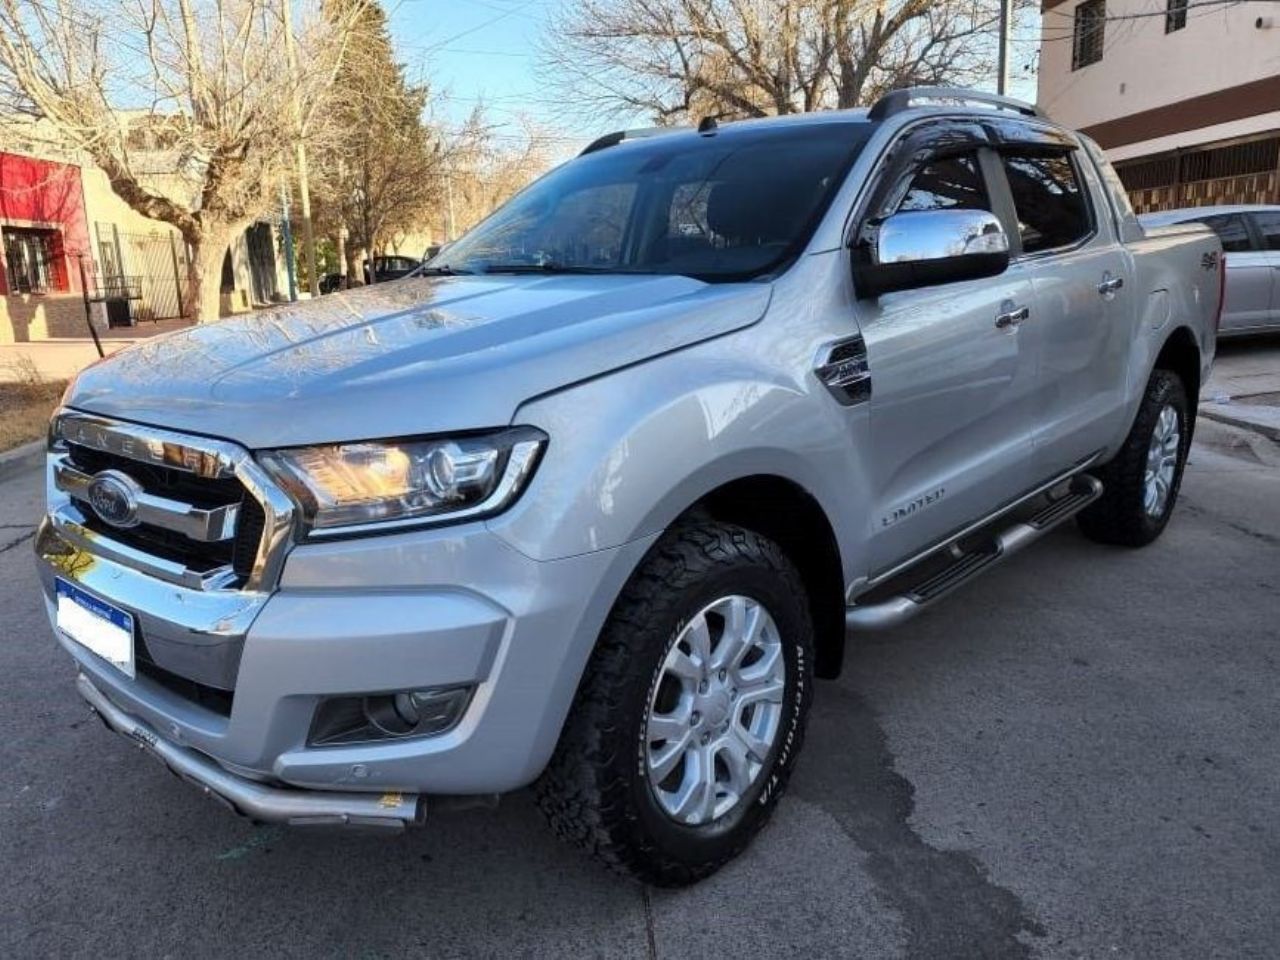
[994, 305, 1030, 329]
[1098, 273, 1125, 296]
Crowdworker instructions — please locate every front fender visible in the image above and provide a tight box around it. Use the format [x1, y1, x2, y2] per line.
[487, 344, 867, 579]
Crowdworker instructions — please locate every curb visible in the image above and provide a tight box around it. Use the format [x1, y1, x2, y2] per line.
[0, 440, 44, 483]
[1199, 405, 1280, 444]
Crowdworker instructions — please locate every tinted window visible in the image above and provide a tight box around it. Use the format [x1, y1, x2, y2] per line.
[525, 183, 637, 268]
[440, 125, 872, 282]
[1000, 151, 1091, 254]
[1251, 211, 1280, 251]
[897, 153, 990, 213]
[1194, 214, 1253, 252]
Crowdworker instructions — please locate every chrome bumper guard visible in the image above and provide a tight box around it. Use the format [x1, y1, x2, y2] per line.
[77, 673, 426, 832]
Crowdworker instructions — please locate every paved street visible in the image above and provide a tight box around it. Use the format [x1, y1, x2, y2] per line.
[2, 343, 1278, 960]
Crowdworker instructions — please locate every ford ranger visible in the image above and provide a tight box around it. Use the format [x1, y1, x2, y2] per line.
[36, 88, 1222, 886]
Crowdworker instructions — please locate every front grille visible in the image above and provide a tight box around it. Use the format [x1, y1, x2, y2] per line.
[136, 656, 235, 717]
[232, 497, 266, 580]
[79, 510, 235, 573]
[59, 432, 277, 591]
[49, 412, 293, 713]
[68, 443, 243, 508]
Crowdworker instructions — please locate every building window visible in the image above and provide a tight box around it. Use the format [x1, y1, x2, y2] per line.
[1072, 0, 1106, 70]
[2, 227, 64, 294]
[1166, 0, 1188, 32]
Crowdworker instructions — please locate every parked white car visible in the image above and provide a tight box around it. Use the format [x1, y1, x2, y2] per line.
[1141, 205, 1280, 337]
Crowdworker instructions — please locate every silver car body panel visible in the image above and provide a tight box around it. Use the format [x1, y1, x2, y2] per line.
[39, 104, 1220, 800]
[1141, 204, 1280, 336]
[67, 274, 772, 448]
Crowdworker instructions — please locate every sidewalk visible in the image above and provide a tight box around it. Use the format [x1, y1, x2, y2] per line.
[1201, 338, 1280, 442]
[0, 317, 194, 383]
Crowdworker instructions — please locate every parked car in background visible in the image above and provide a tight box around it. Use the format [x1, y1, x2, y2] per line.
[37, 88, 1220, 886]
[317, 271, 345, 295]
[365, 255, 421, 284]
[1141, 205, 1280, 337]
[319, 255, 424, 294]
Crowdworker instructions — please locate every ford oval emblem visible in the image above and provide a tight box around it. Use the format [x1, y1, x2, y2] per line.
[86, 470, 142, 529]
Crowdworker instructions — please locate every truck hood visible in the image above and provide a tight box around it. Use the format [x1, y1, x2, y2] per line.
[66, 274, 771, 448]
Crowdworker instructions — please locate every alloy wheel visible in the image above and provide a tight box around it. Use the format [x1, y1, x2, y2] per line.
[644, 595, 786, 826]
[1144, 403, 1180, 518]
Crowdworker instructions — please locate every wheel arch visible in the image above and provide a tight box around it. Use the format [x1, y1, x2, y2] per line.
[674, 474, 848, 680]
[1153, 325, 1201, 427]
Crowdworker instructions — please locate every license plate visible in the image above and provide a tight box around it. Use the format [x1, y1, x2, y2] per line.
[55, 578, 135, 679]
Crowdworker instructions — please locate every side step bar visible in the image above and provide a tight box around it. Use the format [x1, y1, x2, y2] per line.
[846, 475, 1103, 632]
[77, 673, 426, 832]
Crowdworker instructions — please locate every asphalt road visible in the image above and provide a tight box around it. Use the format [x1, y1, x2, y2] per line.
[2, 346, 1279, 959]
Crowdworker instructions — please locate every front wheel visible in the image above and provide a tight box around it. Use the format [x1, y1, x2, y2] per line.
[1078, 368, 1190, 547]
[536, 521, 814, 886]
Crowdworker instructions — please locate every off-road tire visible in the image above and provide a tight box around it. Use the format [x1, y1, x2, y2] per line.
[536, 521, 815, 887]
[1077, 368, 1190, 547]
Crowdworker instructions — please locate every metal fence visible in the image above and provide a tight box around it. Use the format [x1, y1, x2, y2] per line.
[1115, 135, 1280, 214]
[121, 231, 187, 321]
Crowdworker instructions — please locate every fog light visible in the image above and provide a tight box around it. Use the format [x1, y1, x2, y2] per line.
[309, 685, 474, 746]
[365, 686, 473, 738]
[392, 692, 421, 727]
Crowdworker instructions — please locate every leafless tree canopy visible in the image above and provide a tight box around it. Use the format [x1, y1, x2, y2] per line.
[438, 108, 555, 241]
[0, 0, 366, 320]
[543, 0, 1016, 124]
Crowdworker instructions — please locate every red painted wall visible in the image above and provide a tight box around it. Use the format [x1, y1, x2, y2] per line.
[0, 152, 90, 295]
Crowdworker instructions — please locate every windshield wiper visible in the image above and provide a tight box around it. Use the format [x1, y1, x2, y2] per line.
[417, 264, 475, 276]
[480, 262, 618, 275]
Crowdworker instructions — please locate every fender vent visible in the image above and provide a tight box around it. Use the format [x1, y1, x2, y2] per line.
[815, 336, 872, 406]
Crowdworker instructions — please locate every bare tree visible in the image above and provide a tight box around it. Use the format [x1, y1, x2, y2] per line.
[435, 108, 554, 240]
[542, 0, 1016, 125]
[0, 0, 365, 320]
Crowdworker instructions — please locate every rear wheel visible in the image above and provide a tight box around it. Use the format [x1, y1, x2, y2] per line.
[1078, 368, 1190, 547]
[536, 521, 814, 886]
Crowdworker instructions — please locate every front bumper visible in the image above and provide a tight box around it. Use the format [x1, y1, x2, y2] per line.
[37, 512, 655, 798]
[77, 673, 425, 830]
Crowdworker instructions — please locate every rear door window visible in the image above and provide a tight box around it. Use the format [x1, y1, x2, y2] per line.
[999, 151, 1091, 254]
[1194, 214, 1254, 253]
[1249, 211, 1280, 251]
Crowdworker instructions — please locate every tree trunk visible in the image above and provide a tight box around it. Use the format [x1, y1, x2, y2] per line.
[184, 226, 234, 323]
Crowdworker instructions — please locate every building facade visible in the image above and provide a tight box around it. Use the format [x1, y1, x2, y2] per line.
[0, 152, 95, 341]
[1, 138, 290, 344]
[1037, 0, 1280, 212]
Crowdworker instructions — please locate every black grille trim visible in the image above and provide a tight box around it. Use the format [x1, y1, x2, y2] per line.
[66, 441, 266, 587]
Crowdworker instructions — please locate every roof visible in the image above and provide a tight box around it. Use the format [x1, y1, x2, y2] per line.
[579, 87, 1046, 157]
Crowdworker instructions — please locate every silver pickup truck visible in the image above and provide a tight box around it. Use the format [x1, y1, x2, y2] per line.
[36, 88, 1221, 886]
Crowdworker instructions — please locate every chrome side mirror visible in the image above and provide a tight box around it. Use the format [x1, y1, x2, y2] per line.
[854, 209, 1010, 298]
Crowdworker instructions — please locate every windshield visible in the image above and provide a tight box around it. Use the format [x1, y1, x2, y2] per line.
[437, 123, 872, 282]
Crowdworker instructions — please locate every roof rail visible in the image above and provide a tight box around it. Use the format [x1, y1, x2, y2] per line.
[578, 126, 686, 157]
[868, 87, 1044, 122]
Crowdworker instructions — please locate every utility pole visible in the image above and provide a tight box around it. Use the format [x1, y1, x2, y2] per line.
[280, 182, 298, 302]
[997, 0, 1014, 95]
[282, 0, 320, 299]
[445, 165, 457, 242]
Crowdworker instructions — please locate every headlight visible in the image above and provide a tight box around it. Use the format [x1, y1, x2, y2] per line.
[258, 427, 546, 537]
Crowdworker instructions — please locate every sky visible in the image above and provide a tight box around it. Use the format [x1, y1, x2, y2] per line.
[385, 0, 1043, 153]
[385, 0, 586, 151]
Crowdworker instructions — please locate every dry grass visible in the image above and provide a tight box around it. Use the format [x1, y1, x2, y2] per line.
[0, 357, 66, 453]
